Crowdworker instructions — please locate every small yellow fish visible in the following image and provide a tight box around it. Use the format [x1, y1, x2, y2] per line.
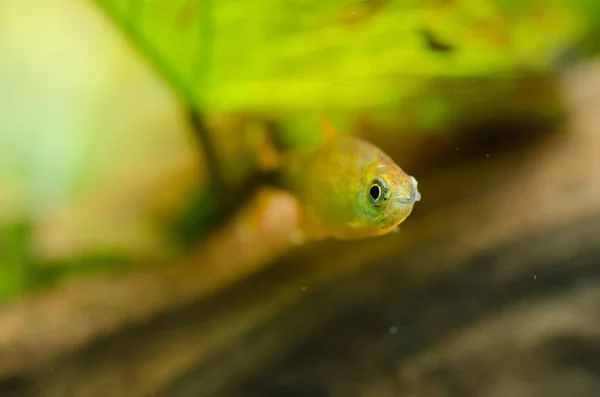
[276, 119, 420, 241]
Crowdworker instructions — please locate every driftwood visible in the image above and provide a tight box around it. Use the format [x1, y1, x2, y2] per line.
[2, 61, 600, 397]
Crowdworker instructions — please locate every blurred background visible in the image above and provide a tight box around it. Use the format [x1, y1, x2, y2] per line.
[2, 0, 600, 396]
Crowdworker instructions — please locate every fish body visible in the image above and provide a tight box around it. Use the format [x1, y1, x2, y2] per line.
[278, 135, 420, 240]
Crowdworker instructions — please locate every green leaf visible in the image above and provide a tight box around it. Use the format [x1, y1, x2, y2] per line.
[0, 222, 36, 300]
[90, 0, 600, 111]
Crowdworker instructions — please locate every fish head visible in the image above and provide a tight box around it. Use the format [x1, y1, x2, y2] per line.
[355, 156, 420, 234]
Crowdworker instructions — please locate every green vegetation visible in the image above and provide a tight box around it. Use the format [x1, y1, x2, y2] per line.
[92, 0, 600, 110]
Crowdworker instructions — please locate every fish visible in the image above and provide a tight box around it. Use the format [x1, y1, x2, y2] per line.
[272, 118, 421, 241]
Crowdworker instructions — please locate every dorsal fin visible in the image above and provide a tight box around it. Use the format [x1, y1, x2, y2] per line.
[319, 114, 339, 141]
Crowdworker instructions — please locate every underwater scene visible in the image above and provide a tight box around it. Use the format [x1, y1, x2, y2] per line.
[2, 0, 600, 396]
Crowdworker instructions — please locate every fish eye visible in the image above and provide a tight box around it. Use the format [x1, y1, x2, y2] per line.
[368, 178, 387, 205]
[369, 184, 381, 201]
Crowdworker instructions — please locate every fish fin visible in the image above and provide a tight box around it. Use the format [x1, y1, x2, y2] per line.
[319, 114, 339, 142]
[391, 226, 401, 234]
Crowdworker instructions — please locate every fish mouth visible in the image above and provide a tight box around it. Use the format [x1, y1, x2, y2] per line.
[411, 176, 421, 202]
[396, 176, 421, 204]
